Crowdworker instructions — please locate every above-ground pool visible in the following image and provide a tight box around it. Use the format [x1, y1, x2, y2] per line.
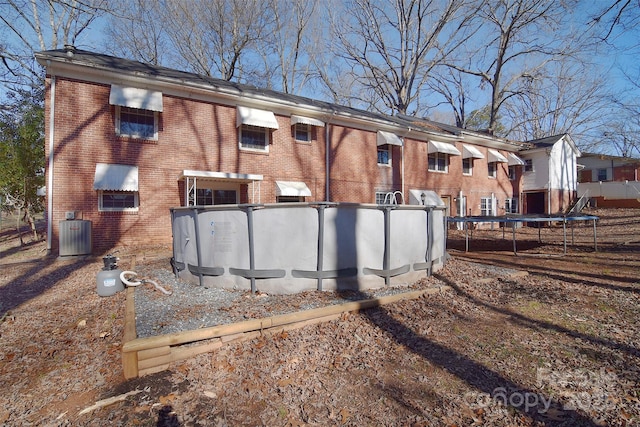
[171, 202, 447, 294]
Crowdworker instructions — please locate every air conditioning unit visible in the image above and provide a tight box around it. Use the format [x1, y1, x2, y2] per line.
[59, 220, 92, 256]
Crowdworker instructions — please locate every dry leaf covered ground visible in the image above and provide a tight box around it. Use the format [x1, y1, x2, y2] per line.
[0, 208, 639, 426]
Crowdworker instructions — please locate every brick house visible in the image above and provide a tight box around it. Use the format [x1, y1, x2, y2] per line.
[35, 47, 578, 255]
[577, 153, 640, 208]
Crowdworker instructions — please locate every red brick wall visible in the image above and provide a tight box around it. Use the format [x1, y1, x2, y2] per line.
[613, 165, 640, 181]
[45, 75, 524, 253]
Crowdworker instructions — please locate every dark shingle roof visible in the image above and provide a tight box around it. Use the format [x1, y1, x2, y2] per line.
[35, 47, 526, 148]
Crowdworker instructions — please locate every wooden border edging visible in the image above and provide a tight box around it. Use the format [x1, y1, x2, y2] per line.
[122, 285, 452, 378]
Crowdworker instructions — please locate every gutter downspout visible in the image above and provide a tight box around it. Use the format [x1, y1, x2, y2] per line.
[401, 128, 411, 201]
[325, 111, 336, 202]
[47, 76, 56, 254]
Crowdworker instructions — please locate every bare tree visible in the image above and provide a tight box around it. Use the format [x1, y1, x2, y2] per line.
[149, 0, 274, 81]
[503, 59, 614, 147]
[590, 0, 640, 44]
[251, 0, 320, 94]
[0, 0, 108, 92]
[327, 0, 481, 115]
[103, 0, 167, 65]
[445, 0, 578, 134]
[425, 65, 475, 128]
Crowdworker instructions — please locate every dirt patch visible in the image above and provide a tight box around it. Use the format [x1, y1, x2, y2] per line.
[1, 208, 639, 426]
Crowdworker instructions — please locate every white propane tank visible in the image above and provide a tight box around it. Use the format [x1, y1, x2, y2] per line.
[97, 255, 124, 296]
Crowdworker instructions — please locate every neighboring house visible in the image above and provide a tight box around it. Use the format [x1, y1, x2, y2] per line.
[35, 47, 579, 254]
[517, 134, 581, 215]
[578, 153, 640, 208]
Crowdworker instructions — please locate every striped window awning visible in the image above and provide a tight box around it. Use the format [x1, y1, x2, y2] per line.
[508, 153, 526, 166]
[428, 140, 461, 156]
[488, 149, 508, 163]
[377, 131, 404, 146]
[94, 163, 139, 191]
[291, 115, 325, 127]
[275, 181, 311, 197]
[462, 144, 484, 159]
[237, 106, 279, 129]
[109, 85, 163, 112]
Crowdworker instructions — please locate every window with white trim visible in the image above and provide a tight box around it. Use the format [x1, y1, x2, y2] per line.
[597, 168, 607, 181]
[488, 162, 497, 178]
[194, 188, 238, 205]
[428, 152, 448, 172]
[294, 123, 311, 142]
[505, 197, 518, 213]
[480, 197, 494, 216]
[378, 144, 391, 165]
[462, 158, 472, 175]
[99, 191, 139, 212]
[240, 124, 269, 151]
[524, 159, 533, 172]
[508, 166, 516, 180]
[116, 106, 158, 140]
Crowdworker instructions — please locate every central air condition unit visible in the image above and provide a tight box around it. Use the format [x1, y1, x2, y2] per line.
[59, 220, 92, 256]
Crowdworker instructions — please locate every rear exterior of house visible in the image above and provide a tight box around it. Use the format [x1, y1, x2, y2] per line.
[36, 47, 566, 255]
[518, 135, 581, 215]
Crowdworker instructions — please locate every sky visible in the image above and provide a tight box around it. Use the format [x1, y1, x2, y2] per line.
[1, 1, 638, 155]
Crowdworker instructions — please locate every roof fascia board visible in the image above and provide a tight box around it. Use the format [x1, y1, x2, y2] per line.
[37, 53, 521, 149]
[40, 55, 461, 141]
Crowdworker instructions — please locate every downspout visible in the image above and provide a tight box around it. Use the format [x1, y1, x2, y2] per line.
[325, 111, 336, 202]
[46, 76, 56, 254]
[401, 127, 411, 201]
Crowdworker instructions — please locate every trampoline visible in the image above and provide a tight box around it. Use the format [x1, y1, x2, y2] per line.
[446, 214, 599, 255]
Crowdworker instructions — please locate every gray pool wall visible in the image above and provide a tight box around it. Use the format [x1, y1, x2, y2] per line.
[170, 203, 446, 294]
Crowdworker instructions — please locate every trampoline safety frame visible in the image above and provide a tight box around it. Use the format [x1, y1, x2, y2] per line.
[446, 214, 599, 255]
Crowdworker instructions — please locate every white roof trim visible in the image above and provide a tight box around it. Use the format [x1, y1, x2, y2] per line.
[377, 130, 403, 147]
[275, 181, 312, 197]
[507, 153, 526, 166]
[109, 85, 163, 112]
[236, 106, 279, 129]
[462, 144, 484, 159]
[291, 115, 325, 127]
[428, 140, 461, 156]
[488, 149, 508, 163]
[94, 163, 139, 191]
[179, 170, 263, 182]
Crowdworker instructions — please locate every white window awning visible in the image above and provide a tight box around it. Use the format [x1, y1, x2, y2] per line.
[428, 140, 461, 156]
[462, 144, 484, 159]
[377, 131, 403, 147]
[409, 189, 445, 207]
[237, 106, 279, 129]
[94, 163, 139, 191]
[508, 153, 526, 166]
[275, 181, 311, 197]
[291, 115, 325, 127]
[488, 149, 508, 163]
[179, 170, 263, 183]
[109, 85, 163, 112]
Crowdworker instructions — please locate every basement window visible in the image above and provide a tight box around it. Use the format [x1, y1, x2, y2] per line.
[99, 191, 139, 212]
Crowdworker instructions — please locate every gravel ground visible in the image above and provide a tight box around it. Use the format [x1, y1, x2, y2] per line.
[132, 259, 521, 338]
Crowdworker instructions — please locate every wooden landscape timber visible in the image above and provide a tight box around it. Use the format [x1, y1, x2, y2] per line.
[122, 285, 453, 379]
